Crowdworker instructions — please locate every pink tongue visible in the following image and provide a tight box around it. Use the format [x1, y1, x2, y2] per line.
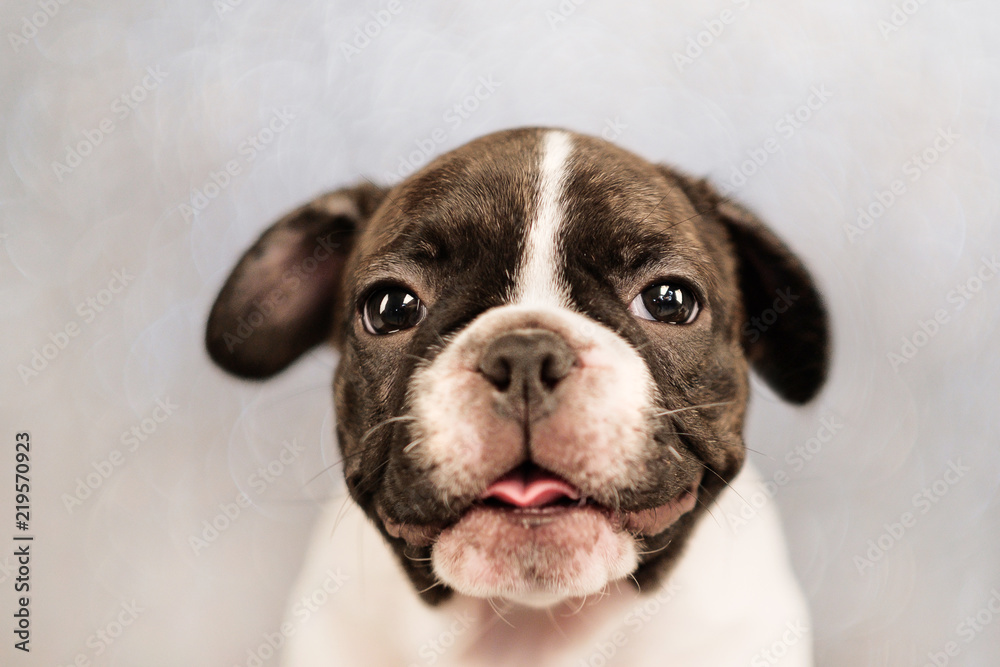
[482, 467, 580, 508]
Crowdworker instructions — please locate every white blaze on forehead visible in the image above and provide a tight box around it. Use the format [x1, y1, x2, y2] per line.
[513, 130, 574, 307]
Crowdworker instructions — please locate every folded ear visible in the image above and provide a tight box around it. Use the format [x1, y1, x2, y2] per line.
[206, 183, 387, 379]
[670, 173, 830, 404]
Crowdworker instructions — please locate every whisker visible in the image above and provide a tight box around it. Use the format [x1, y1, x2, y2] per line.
[304, 443, 380, 486]
[610, 486, 622, 512]
[654, 401, 735, 417]
[693, 494, 723, 530]
[558, 596, 585, 617]
[352, 457, 391, 497]
[432, 329, 451, 354]
[743, 446, 774, 460]
[402, 438, 424, 454]
[305, 413, 422, 488]
[488, 598, 515, 628]
[636, 537, 674, 557]
[698, 463, 752, 509]
[305, 463, 341, 486]
[328, 494, 357, 539]
[360, 415, 417, 446]
[590, 585, 611, 602]
[418, 581, 445, 596]
[545, 607, 569, 640]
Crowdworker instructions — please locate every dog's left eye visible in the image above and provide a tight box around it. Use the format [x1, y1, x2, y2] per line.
[629, 283, 699, 324]
[362, 286, 426, 335]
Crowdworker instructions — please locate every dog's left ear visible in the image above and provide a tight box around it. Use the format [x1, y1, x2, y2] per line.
[668, 172, 830, 404]
[206, 183, 387, 379]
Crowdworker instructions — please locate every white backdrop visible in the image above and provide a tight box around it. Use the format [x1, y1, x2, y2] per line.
[2, 1, 999, 665]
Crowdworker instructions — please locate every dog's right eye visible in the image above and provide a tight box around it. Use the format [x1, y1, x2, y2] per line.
[362, 286, 426, 335]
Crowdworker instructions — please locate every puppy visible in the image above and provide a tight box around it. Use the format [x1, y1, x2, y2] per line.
[206, 128, 828, 666]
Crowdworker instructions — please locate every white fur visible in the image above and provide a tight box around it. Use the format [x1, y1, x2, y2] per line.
[279, 126, 814, 660]
[405, 301, 658, 602]
[404, 135, 666, 599]
[407, 304, 655, 500]
[281, 464, 814, 667]
[513, 130, 574, 307]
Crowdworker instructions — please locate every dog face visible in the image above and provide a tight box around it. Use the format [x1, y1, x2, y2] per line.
[206, 128, 828, 606]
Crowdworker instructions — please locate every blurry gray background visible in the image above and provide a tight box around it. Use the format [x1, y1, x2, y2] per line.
[2, 1, 999, 665]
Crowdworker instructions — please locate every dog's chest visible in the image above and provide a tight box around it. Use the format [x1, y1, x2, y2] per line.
[280, 465, 814, 667]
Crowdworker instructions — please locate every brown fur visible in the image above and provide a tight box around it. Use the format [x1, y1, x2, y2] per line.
[206, 128, 829, 604]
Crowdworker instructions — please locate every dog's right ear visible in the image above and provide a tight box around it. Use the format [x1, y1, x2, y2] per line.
[663, 169, 830, 404]
[206, 183, 387, 379]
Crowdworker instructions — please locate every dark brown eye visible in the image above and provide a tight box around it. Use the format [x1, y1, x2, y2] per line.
[362, 286, 426, 334]
[629, 283, 699, 324]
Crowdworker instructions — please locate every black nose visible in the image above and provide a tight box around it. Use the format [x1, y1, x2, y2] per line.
[478, 329, 576, 420]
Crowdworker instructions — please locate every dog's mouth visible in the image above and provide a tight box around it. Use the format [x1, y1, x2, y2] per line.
[380, 462, 702, 546]
[479, 463, 583, 514]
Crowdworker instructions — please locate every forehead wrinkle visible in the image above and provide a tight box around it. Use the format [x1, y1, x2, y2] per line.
[627, 228, 714, 271]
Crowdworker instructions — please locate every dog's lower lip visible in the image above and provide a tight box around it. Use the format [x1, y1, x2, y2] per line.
[378, 508, 444, 548]
[379, 476, 702, 546]
[620, 482, 700, 535]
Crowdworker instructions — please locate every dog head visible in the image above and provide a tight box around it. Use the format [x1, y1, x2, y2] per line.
[206, 128, 829, 607]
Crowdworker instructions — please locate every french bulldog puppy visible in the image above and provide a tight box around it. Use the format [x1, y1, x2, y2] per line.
[206, 128, 828, 666]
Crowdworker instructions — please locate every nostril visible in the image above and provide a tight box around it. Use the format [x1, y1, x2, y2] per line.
[479, 356, 513, 391]
[478, 329, 576, 398]
[540, 353, 572, 390]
